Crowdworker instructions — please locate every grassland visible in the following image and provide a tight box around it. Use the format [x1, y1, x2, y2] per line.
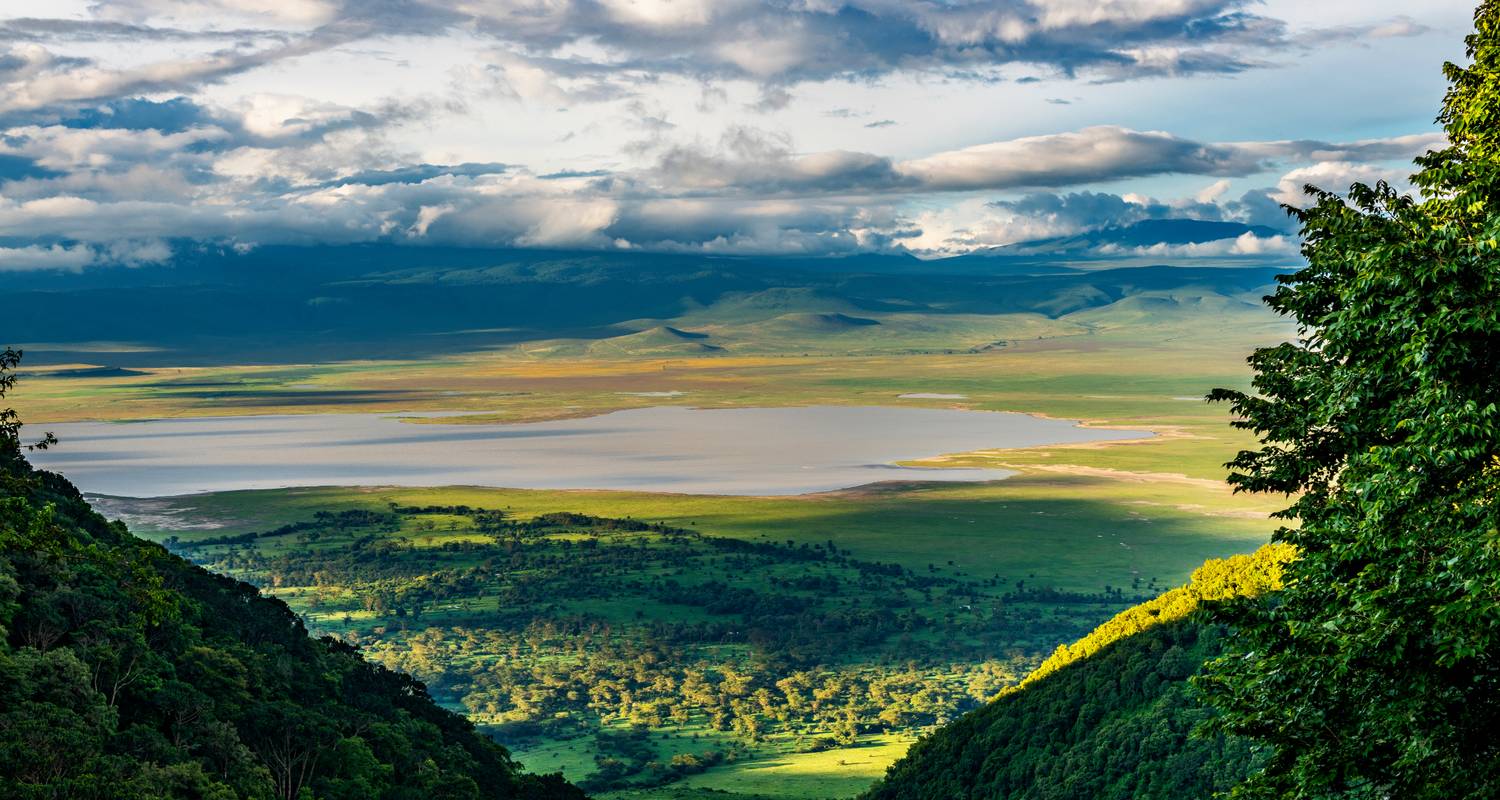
[14, 275, 1287, 431]
[29, 285, 1296, 797]
[120, 473, 1274, 595]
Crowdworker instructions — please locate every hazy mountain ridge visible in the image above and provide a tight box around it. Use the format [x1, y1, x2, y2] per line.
[9, 246, 1288, 365]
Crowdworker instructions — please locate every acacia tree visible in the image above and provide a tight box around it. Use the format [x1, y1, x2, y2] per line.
[1199, 3, 1500, 798]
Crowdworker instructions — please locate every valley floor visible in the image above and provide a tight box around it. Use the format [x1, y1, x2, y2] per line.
[26, 312, 1292, 797]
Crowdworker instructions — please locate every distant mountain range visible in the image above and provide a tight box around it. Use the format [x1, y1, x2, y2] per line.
[5, 223, 1298, 365]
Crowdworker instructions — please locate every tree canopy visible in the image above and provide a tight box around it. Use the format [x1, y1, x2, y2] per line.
[1199, 3, 1500, 797]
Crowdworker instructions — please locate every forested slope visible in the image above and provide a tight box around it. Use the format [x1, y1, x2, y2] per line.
[862, 545, 1291, 800]
[0, 378, 585, 799]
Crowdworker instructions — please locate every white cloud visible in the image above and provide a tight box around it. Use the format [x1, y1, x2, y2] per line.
[0, 0, 1460, 261]
[91, 0, 341, 28]
[0, 239, 171, 271]
[0, 243, 97, 271]
[1272, 161, 1414, 206]
[0, 34, 349, 114]
[1195, 179, 1232, 203]
[598, 0, 720, 29]
[1098, 231, 1300, 258]
[897, 127, 1260, 192]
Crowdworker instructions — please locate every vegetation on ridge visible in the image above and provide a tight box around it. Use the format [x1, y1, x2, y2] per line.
[1014, 543, 1294, 693]
[862, 544, 1291, 800]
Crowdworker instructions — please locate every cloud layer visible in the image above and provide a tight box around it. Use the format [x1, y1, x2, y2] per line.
[0, 1, 1453, 265]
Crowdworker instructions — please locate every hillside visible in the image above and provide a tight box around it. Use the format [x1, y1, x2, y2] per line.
[585, 326, 724, 357]
[862, 545, 1293, 800]
[0, 439, 585, 798]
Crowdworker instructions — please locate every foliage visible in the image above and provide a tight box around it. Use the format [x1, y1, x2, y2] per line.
[1198, 4, 1500, 797]
[0, 353, 585, 800]
[862, 545, 1291, 800]
[1016, 543, 1293, 692]
[162, 503, 1148, 791]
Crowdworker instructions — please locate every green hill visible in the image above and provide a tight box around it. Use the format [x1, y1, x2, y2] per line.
[1063, 291, 1267, 332]
[586, 326, 724, 356]
[0, 438, 585, 798]
[862, 544, 1292, 800]
[762, 312, 881, 331]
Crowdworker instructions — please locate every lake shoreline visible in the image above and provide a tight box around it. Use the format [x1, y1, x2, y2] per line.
[32, 405, 1152, 498]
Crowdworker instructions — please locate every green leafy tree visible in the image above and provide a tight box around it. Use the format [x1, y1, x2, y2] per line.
[1199, 4, 1500, 797]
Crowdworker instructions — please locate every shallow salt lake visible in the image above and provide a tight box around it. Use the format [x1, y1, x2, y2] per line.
[30, 406, 1150, 497]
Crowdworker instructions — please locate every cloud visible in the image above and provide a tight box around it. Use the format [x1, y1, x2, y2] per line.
[0, 0, 1333, 118]
[0, 239, 171, 272]
[0, 3, 1441, 146]
[749, 86, 794, 113]
[634, 126, 1440, 198]
[0, 2, 1453, 264]
[327, 162, 508, 187]
[645, 126, 905, 194]
[0, 16, 287, 43]
[463, 49, 636, 105]
[0, 153, 64, 181]
[0, 243, 98, 272]
[899, 173, 1354, 257]
[0, 102, 1441, 259]
[1296, 15, 1432, 47]
[1234, 132, 1448, 165]
[58, 96, 215, 133]
[1095, 231, 1300, 258]
[989, 189, 1223, 230]
[903, 184, 1243, 256]
[87, 0, 343, 29]
[0, 32, 353, 115]
[1269, 161, 1415, 206]
[897, 126, 1263, 192]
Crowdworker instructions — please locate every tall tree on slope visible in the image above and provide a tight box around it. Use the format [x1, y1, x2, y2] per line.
[1201, 3, 1500, 798]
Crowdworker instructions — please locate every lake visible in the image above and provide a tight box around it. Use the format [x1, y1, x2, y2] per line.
[30, 406, 1150, 497]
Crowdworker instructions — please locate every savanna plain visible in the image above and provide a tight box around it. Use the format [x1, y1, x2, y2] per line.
[15, 271, 1291, 798]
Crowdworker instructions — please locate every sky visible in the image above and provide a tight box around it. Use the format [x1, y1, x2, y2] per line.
[0, 0, 1479, 269]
